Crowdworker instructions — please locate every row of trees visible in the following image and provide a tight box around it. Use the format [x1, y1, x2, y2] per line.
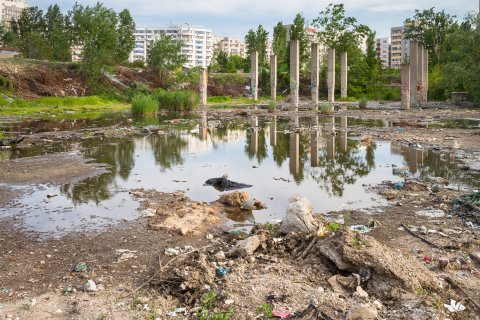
[0, 3, 135, 85]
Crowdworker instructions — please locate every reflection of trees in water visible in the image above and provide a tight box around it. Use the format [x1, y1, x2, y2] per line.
[245, 127, 268, 164]
[60, 138, 135, 205]
[392, 144, 479, 188]
[309, 138, 375, 197]
[148, 133, 188, 171]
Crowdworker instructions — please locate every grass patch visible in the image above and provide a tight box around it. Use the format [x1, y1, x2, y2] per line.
[319, 103, 333, 115]
[337, 96, 357, 102]
[207, 96, 232, 103]
[131, 94, 158, 115]
[256, 304, 273, 317]
[154, 89, 199, 111]
[0, 95, 129, 119]
[358, 97, 368, 110]
[326, 222, 341, 232]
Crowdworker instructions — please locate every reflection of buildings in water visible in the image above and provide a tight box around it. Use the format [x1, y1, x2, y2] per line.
[339, 116, 348, 153]
[270, 116, 277, 147]
[289, 132, 300, 175]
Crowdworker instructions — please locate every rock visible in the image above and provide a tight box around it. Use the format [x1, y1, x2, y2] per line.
[81, 280, 98, 292]
[213, 251, 226, 261]
[328, 274, 360, 295]
[141, 208, 156, 217]
[356, 286, 369, 300]
[164, 248, 180, 256]
[438, 258, 450, 270]
[279, 194, 318, 234]
[219, 191, 251, 207]
[346, 304, 378, 320]
[372, 300, 383, 310]
[226, 235, 261, 257]
[318, 229, 439, 299]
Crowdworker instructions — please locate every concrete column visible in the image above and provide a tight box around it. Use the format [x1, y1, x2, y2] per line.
[199, 68, 208, 108]
[339, 116, 347, 153]
[401, 63, 411, 110]
[409, 41, 418, 106]
[311, 43, 320, 109]
[340, 52, 348, 99]
[422, 49, 428, 102]
[270, 54, 277, 101]
[417, 45, 424, 104]
[327, 48, 336, 103]
[251, 51, 258, 101]
[270, 116, 277, 147]
[290, 40, 300, 111]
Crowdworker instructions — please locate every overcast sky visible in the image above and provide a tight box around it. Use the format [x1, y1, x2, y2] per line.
[30, 0, 478, 39]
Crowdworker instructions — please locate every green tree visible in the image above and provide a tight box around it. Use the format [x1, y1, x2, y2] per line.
[147, 35, 186, 84]
[244, 25, 269, 66]
[18, 6, 46, 35]
[313, 3, 367, 51]
[290, 13, 310, 67]
[364, 28, 382, 90]
[45, 4, 72, 61]
[272, 22, 287, 65]
[404, 8, 458, 66]
[20, 32, 52, 59]
[116, 9, 135, 63]
[70, 3, 118, 85]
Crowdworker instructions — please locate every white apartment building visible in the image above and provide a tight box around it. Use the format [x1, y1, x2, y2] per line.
[130, 24, 213, 68]
[0, 0, 28, 25]
[390, 26, 410, 69]
[375, 37, 390, 68]
[213, 37, 246, 58]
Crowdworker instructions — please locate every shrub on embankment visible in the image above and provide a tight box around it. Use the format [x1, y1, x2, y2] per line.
[154, 89, 199, 111]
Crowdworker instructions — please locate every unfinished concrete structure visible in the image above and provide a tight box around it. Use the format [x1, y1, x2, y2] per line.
[327, 48, 336, 103]
[290, 40, 300, 111]
[409, 41, 418, 106]
[311, 43, 320, 109]
[340, 52, 348, 98]
[422, 47, 429, 102]
[251, 51, 258, 101]
[199, 68, 208, 108]
[401, 63, 411, 110]
[270, 54, 277, 101]
[417, 45, 424, 104]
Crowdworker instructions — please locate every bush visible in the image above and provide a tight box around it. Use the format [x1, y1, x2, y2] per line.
[154, 89, 199, 111]
[358, 97, 368, 110]
[131, 94, 158, 115]
[0, 76, 14, 91]
[319, 103, 333, 115]
[126, 82, 151, 100]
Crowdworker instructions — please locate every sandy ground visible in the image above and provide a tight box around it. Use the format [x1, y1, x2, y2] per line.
[0, 107, 479, 320]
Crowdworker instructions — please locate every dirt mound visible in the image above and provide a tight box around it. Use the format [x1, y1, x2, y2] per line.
[317, 229, 439, 299]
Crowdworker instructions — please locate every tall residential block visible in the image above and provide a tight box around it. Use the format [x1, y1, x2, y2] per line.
[0, 0, 28, 25]
[390, 26, 409, 69]
[130, 24, 213, 68]
[213, 37, 247, 58]
[375, 37, 390, 68]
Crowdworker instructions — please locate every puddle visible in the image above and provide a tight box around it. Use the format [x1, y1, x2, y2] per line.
[1, 114, 478, 237]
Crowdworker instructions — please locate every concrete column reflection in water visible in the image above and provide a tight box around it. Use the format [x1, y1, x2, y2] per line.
[290, 40, 300, 111]
[199, 111, 208, 140]
[327, 117, 336, 160]
[289, 131, 300, 175]
[311, 116, 319, 167]
[250, 115, 258, 155]
[339, 116, 348, 153]
[270, 116, 277, 147]
[311, 43, 320, 109]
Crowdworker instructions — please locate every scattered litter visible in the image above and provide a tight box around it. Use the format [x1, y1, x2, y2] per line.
[164, 248, 180, 256]
[350, 225, 371, 233]
[416, 209, 445, 218]
[272, 310, 291, 318]
[46, 194, 58, 199]
[215, 267, 231, 278]
[74, 263, 87, 272]
[444, 299, 466, 313]
[116, 249, 137, 263]
[393, 181, 404, 190]
[80, 280, 99, 292]
[167, 307, 187, 317]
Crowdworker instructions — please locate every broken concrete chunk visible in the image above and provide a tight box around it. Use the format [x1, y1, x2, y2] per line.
[219, 191, 251, 207]
[279, 194, 318, 234]
[415, 209, 445, 218]
[226, 235, 261, 257]
[346, 303, 378, 320]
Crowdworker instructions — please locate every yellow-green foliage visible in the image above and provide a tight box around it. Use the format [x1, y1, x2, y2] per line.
[154, 89, 199, 111]
[131, 94, 158, 115]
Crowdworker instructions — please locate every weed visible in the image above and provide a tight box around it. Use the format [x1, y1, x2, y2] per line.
[0, 132, 4, 140]
[131, 94, 158, 115]
[415, 288, 429, 296]
[319, 103, 333, 115]
[358, 97, 368, 110]
[155, 89, 199, 111]
[98, 314, 108, 320]
[342, 212, 350, 224]
[326, 222, 341, 232]
[146, 308, 159, 320]
[256, 303, 273, 317]
[202, 291, 217, 310]
[129, 297, 143, 310]
[198, 308, 235, 320]
[264, 222, 276, 231]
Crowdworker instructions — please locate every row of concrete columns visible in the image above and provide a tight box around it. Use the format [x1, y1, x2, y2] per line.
[252, 43, 348, 110]
[401, 40, 429, 110]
